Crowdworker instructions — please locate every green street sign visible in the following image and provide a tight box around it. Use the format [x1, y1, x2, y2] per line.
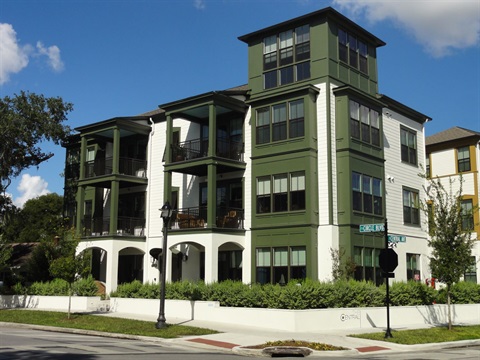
[388, 235, 406, 243]
[359, 223, 385, 233]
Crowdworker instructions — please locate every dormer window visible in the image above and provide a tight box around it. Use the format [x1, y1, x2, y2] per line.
[339, 29, 368, 74]
[262, 25, 311, 89]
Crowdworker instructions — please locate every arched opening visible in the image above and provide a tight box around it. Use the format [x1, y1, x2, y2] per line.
[118, 247, 144, 285]
[218, 242, 243, 282]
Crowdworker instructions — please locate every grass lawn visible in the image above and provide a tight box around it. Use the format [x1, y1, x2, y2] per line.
[350, 325, 480, 345]
[0, 309, 218, 338]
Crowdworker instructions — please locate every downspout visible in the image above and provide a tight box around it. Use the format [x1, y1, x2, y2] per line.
[146, 117, 155, 238]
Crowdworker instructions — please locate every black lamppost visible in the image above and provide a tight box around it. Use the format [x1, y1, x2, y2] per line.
[156, 201, 173, 329]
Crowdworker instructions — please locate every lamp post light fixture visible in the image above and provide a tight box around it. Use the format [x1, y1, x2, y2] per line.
[156, 201, 173, 329]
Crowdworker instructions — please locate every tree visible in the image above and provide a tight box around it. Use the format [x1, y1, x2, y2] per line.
[420, 175, 476, 330]
[2, 193, 64, 244]
[330, 247, 356, 281]
[0, 195, 15, 279]
[0, 91, 73, 197]
[48, 228, 91, 319]
[1, 193, 64, 284]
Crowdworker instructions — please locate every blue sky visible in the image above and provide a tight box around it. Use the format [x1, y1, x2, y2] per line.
[1, 0, 479, 206]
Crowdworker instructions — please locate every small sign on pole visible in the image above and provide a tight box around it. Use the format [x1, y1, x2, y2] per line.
[388, 235, 406, 243]
[359, 223, 385, 233]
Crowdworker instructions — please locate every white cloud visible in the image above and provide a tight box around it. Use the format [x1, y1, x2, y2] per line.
[0, 23, 30, 85]
[332, 0, 480, 57]
[36, 41, 64, 72]
[194, 0, 206, 10]
[14, 174, 50, 208]
[0, 23, 64, 85]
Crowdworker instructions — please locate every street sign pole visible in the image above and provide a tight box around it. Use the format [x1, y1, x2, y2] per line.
[384, 218, 393, 338]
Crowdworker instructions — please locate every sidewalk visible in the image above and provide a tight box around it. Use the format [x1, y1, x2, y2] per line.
[97, 311, 480, 357]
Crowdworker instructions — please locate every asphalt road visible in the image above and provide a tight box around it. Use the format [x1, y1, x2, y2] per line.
[0, 327, 246, 360]
[2, 326, 480, 359]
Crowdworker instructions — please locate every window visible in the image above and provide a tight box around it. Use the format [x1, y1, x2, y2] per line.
[461, 199, 474, 231]
[352, 172, 382, 215]
[406, 253, 421, 281]
[256, 248, 271, 284]
[401, 127, 417, 165]
[465, 256, 477, 283]
[256, 99, 304, 144]
[273, 174, 288, 212]
[295, 25, 310, 61]
[457, 146, 471, 172]
[262, 25, 310, 89]
[256, 107, 270, 144]
[338, 29, 348, 63]
[272, 104, 287, 141]
[290, 172, 306, 210]
[257, 177, 271, 213]
[373, 178, 382, 215]
[338, 29, 368, 74]
[352, 172, 362, 211]
[263, 35, 277, 70]
[257, 171, 306, 213]
[362, 175, 373, 213]
[350, 100, 380, 146]
[370, 109, 380, 146]
[289, 100, 304, 138]
[256, 246, 306, 284]
[359, 40, 368, 73]
[403, 188, 420, 225]
[354, 247, 382, 285]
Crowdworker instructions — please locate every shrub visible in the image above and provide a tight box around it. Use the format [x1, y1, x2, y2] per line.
[390, 281, 436, 306]
[437, 282, 480, 304]
[28, 278, 69, 295]
[72, 275, 99, 296]
[106, 279, 480, 309]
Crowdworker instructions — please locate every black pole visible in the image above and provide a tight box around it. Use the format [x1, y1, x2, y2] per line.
[156, 217, 169, 329]
[384, 218, 393, 338]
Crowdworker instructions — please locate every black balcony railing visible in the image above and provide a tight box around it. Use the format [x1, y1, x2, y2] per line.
[83, 216, 145, 237]
[84, 157, 147, 178]
[171, 138, 243, 163]
[172, 206, 244, 230]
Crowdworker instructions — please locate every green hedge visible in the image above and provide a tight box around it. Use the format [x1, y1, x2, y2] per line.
[10, 278, 479, 308]
[108, 279, 480, 309]
[26, 276, 98, 296]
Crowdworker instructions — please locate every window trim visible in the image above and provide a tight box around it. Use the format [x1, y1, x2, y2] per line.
[255, 99, 305, 144]
[262, 25, 311, 89]
[403, 187, 420, 226]
[457, 146, 471, 173]
[400, 127, 417, 166]
[256, 171, 306, 214]
[352, 172, 383, 215]
[349, 100, 381, 146]
[338, 28, 369, 74]
[256, 246, 307, 284]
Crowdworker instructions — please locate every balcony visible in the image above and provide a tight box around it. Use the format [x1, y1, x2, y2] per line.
[83, 216, 146, 237]
[171, 138, 244, 163]
[171, 207, 244, 230]
[84, 157, 147, 179]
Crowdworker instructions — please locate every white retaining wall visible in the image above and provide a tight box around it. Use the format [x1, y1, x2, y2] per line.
[2, 295, 479, 332]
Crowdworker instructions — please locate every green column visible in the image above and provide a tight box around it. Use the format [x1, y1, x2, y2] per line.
[112, 127, 120, 174]
[109, 180, 119, 234]
[163, 171, 172, 205]
[208, 104, 216, 157]
[79, 135, 87, 180]
[207, 164, 217, 228]
[75, 186, 85, 237]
